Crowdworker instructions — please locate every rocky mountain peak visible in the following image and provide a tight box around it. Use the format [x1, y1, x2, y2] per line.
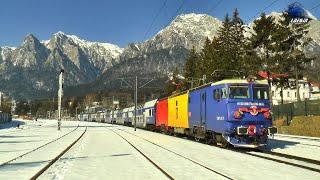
[22, 34, 43, 48]
[1, 13, 319, 100]
[23, 33, 38, 42]
[147, 13, 222, 51]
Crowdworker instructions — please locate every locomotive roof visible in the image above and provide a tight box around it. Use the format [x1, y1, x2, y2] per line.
[169, 79, 268, 97]
[210, 79, 268, 86]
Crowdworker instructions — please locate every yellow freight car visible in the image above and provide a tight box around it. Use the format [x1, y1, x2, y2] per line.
[168, 91, 189, 134]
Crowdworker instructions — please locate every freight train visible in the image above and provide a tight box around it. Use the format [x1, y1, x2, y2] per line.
[80, 78, 277, 148]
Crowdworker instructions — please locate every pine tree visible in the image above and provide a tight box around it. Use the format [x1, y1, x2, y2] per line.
[197, 37, 214, 84]
[290, 21, 312, 102]
[273, 12, 312, 102]
[215, 14, 234, 72]
[214, 10, 247, 75]
[250, 12, 277, 69]
[184, 46, 198, 89]
[231, 9, 247, 72]
[165, 67, 181, 95]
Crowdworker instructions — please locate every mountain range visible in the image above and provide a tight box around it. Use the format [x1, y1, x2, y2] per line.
[0, 12, 319, 100]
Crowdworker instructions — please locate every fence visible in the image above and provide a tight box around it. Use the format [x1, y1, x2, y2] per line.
[272, 99, 320, 124]
[0, 112, 12, 124]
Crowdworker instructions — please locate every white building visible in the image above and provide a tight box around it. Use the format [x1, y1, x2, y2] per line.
[310, 83, 320, 100]
[271, 79, 311, 105]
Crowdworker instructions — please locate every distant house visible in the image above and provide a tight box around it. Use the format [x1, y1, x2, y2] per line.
[310, 83, 320, 100]
[258, 71, 312, 105]
[271, 78, 311, 105]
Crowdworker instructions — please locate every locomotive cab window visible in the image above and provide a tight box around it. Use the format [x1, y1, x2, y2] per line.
[253, 86, 269, 100]
[229, 85, 249, 99]
[213, 89, 221, 100]
[221, 87, 227, 98]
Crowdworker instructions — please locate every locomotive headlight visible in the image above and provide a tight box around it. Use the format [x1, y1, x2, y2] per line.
[234, 111, 243, 119]
[263, 111, 271, 119]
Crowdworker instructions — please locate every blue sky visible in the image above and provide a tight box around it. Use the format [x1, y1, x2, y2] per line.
[0, 0, 319, 47]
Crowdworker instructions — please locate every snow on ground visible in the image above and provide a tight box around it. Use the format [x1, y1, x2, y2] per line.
[1, 120, 319, 179]
[42, 123, 319, 180]
[0, 120, 85, 179]
[268, 134, 320, 161]
[0, 119, 79, 164]
[41, 123, 169, 180]
[107, 125, 319, 180]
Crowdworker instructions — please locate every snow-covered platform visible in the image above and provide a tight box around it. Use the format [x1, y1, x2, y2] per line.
[0, 120, 319, 179]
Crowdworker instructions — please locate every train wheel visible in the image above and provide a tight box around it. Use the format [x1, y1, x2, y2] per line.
[194, 136, 200, 142]
[205, 138, 213, 145]
[215, 134, 229, 148]
[205, 132, 214, 145]
[220, 140, 229, 148]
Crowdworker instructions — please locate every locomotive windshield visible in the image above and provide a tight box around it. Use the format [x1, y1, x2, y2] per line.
[253, 86, 269, 100]
[229, 85, 249, 99]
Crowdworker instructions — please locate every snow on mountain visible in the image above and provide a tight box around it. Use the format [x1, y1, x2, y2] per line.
[92, 13, 223, 92]
[0, 46, 15, 64]
[119, 13, 222, 71]
[148, 13, 222, 51]
[48, 31, 123, 59]
[10, 34, 49, 68]
[1, 12, 320, 99]
[45, 31, 123, 73]
[0, 32, 123, 99]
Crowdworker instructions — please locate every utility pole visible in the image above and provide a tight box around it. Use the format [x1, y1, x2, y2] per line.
[202, 75, 206, 84]
[112, 96, 114, 124]
[292, 40, 301, 102]
[0, 92, 2, 110]
[28, 100, 31, 118]
[75, 107, 78, 121]
[134, 76, 137, 131]
[190, 78, 194, 89]
[118, 76, 158, 131]
[11, 98, 15, 115]
[58, 69, 64, 130]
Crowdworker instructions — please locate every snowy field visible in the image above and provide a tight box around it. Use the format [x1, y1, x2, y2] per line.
[268, 134, 320, 161]
[0, 119, 319, 179]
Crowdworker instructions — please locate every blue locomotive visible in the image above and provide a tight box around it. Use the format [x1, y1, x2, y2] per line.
[188, 79, 277, 148]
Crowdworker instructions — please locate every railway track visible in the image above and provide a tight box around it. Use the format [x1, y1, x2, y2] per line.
[239, 150, 320, 173]
[30, 126, 87, 179]
[268, 138, 320, 148]
[114, 128, 234, 180]
[116, 126, 320, 174]
[105, 123, 320, 176]
[0, 124, 80, 167]
[110, 129, 174, 180]
[275, 134, 320, 142]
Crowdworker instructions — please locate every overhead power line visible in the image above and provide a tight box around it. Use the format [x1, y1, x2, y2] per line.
[166, 0, 187, 26]
[207, 0, 223, 15]
[246, 0, 280, 24]
[144, 0, 168, 39]
[310, 2, 320, 11]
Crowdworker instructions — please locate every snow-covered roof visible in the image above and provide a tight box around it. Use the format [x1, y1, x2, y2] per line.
[128, 106, 135, 111]
[143, 99, 157, 109]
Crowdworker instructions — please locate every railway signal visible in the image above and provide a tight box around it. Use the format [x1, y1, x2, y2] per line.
[58, 69, 64, 130]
